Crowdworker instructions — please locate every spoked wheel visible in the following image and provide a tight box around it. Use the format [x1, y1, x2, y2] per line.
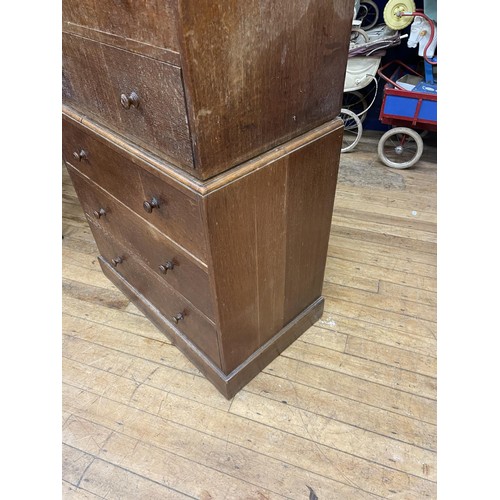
[342, 91, 368, 124]
[378, 127, 424, 169]
[358, 0, 380, 30]
[340, 108, 363, 153]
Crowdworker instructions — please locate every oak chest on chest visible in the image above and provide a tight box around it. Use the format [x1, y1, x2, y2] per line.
[62, 0, 353, 398]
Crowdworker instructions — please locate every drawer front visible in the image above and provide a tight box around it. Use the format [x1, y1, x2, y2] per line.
[67, 165, 215, 320]
[90, 228, 221, 369]
[62, 118, 207, 261]
[62, 32, 194, 170]
[62, 0, 180, 54]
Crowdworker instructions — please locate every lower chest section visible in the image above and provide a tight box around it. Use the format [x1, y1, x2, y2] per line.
[64, 114, 343, 397]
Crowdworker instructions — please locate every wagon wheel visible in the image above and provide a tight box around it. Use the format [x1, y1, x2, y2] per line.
[377, 127, 424, 169]
[340, 108, 363, 153]
[342, 91, 369, 124]
[358, 0, 380, 30]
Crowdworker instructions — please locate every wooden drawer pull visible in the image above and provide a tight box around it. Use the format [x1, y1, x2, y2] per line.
[143, 197, 160, 213]
[93, 208, 106, 219]
[72, 149, 88, 162]
[120, 91, 140, 109]
[111, 256, 124, 267]
[172, 312, 184, 324]
[159, 261, 175, 274]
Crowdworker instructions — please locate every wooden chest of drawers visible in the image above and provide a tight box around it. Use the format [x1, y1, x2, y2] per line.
[62, 1, 353, 398]
[63, 0, 353, 179]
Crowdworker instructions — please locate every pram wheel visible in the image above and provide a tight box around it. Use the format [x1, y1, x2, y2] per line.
[342, 91, 368, 124]
[378, 127, 423, 169]
[340, 108, 363, 153]
[350, 27, 370, 46]
[358, 0, 379, 30]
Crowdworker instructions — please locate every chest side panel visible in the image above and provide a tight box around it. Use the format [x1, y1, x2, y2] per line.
[178, 0, 353, 178]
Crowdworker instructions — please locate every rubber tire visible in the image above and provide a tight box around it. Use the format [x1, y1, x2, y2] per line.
[340, 108, 363, 153]
[359, 0, 380, 30]
[378, 127, 424, 169]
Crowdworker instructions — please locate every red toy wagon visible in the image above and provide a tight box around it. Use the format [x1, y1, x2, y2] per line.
[377, 59, 437, 168]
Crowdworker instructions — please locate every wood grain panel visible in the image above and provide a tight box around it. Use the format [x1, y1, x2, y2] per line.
[138, 167, 208, 262]
[62, 32, 194, 170]
[204, 126, 341, 373]
[177, 0, 353, 178]
[62, 116, 143, 208]
[283, 128, 342, 323]
[204, 157, 289, 364]
[254, 163, 288, 344]
[62, 0, 180, 54]
[203, 173, 260, 372]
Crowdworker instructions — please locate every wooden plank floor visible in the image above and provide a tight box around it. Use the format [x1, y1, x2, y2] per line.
[62, 130, 437, 499]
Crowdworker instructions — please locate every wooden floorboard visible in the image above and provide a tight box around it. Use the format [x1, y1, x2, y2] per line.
[62, 131, 437, 499]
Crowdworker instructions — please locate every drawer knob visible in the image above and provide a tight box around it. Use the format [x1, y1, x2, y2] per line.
[111, 256, 123, 267]
[159, 261, 175, 274]
[172, 312, 184, 324]
[143, 197, 160, 213]
[72, 150, 87, 162]
[93, 208, 106, 219]
[120, 91, 140, 109]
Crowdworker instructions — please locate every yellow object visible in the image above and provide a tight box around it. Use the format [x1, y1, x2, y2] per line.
[383, 0, 416, 30]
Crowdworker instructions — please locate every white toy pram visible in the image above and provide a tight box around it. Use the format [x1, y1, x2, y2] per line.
[341, 3, 403, 152]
